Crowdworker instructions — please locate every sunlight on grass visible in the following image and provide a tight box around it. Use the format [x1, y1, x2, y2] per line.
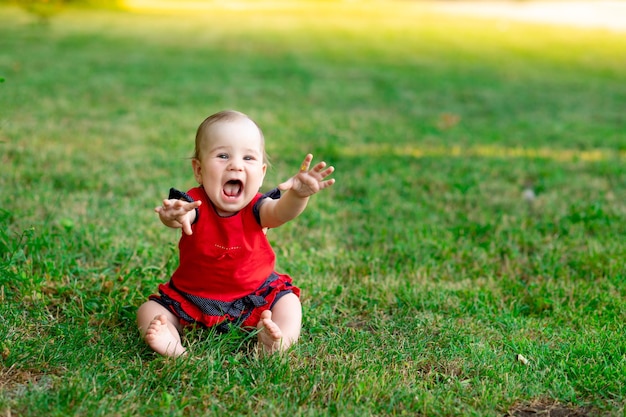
[123, 0, 244, 10]
[122, 0, 626, 33]
[122, 0, 383, 12]
[343, 144, 626, 163]
[435, 1, 626, 32]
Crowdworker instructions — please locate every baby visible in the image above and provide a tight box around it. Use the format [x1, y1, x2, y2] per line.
[137, 110, 335, 357]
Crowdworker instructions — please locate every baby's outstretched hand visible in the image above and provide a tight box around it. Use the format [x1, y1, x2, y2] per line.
[155, 199, 201, 235]
[278, 153, 335, 197]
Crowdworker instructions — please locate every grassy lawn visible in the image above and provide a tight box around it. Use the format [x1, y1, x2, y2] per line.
[1, 1, 625, 415]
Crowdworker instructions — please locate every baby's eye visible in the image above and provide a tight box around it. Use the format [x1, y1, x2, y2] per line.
[243, 155, 255, 161]
[217, 153, 229, 159]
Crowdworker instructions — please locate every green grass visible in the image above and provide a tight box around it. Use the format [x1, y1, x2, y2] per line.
[1, 2, 625, 415]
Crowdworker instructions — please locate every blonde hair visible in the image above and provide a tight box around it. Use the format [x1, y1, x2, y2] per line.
[193, 110, 269, 164]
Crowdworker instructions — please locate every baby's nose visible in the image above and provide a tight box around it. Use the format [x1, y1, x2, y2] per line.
[228, 159, 244, 170]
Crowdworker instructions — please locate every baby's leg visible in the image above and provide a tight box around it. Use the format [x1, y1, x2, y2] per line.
[257, 293, 302, 354]
[137, 300, 186, 357]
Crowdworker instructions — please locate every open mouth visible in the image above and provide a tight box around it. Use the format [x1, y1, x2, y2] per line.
[223, 179, 243, 199]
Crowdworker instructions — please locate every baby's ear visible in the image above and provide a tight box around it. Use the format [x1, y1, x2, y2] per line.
[192, 159, 203, 183]
[260, 163, 267, 187]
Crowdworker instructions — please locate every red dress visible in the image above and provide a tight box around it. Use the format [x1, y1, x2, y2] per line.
[150, 186, 300, 331]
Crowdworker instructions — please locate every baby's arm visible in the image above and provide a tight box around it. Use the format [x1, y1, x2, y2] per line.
[260, 154, 335, 229]
[155, 198, 201, 235]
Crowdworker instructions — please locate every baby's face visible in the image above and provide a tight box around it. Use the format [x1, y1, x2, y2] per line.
[192, 118, 267, 216]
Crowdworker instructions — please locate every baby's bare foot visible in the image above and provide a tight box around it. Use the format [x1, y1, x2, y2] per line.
[257, 310, 285, 354]
[144, 315, 186, 357]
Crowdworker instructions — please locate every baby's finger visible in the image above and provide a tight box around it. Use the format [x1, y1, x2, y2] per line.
[318, 165, 335, 178]
[310, 161, 327, 172]
[181, 219, 193, 236]
[278, 177, 294, 191]
[299, 153, 313, 173]
[187, 200, 202, 210]
[172, 199, 187, 209]
[319, 178, 336, 189]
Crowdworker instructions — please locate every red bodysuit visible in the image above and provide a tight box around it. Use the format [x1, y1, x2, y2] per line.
[150, 186, 300, 331]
